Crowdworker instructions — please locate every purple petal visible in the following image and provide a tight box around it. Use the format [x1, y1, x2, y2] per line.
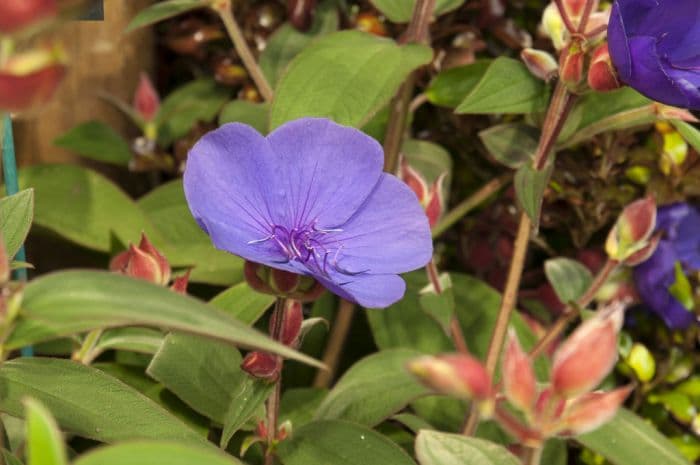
[266, 118, 384, 229]
[608, 1, 632, 82]
[614, 0, 659, 34]
[326, 174, 433, 275]
[319, 273, 407, 308]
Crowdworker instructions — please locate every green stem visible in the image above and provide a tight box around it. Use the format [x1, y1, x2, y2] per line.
[72, 329, 104, 365]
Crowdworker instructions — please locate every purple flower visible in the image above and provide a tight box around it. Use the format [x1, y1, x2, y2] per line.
[183, 118, 433, 308]
[608, 0, 700, 110]
[633, 203, 700, 329]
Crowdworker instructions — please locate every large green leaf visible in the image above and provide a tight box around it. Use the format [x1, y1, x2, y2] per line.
[577, 409, 691, 465]
[0, 358, 205, 445]
[156, 79, 230, 146]
[19, 164, 157, 252]
[271, 30, 432, 129]
[210, 281, 275, 325]
[219, 101, 270, 134]
[315, 349, 428, 426]
[277, 420, 415, 465]
[455, 58, 549, 114]
[126, 0, 209, 32]
[73, 441, 244, 465]
[24, 398, 68, 465]
[425, 60, 491, 108]
[6, 270, 321, 367]
[0, 188, 34, 258]
[415, 431, 519, 465]
[94, 328, 164, 355]
[369, 0, 465, 23]
[53, 121, 131, 166]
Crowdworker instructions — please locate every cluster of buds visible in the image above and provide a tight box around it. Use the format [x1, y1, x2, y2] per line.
[409, 302, 632, 445]
[398, 155, 447, 229]
[241, 299, 303, 382]
[244, 261, 325, 302]
[109, 233, 189, 294]
[0, 0, 68, 113]
[605, 196, 659, 266]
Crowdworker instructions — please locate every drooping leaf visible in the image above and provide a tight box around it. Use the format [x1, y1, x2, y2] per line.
[415, 431, 520, 465]
[544, 257, 593, 304]
[54, 121, 132, 166]
[219, 101, 270, 134]
[514, 160, 553, 225]
[277, 420, 415, 465]
[94, 328, 164, 355]
[126, 0, 209, 32]
[479, 123, 539, 168]
[73, 441, 245, 465]
[7, 270, 321, 367]
[271, 30, 432, 129]
[0, 188, 34, 258]
[369, 0, 465, 23]
[24, 398, 68, 465]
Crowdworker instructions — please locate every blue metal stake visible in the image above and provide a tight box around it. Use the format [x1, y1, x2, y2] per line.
[2, 115, 33, 357]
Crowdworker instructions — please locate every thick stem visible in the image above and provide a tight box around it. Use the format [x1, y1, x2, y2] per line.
[432, 174, 512, 238]
[264, 297, 286, 465]
[216, 3, 274, 103]
[529, 258, 618, 359]
[313, 298, 355, 388]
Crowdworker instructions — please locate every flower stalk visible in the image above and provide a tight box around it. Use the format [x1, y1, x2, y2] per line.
[313, 298, 355, 388]
[264, 297, 286, 465]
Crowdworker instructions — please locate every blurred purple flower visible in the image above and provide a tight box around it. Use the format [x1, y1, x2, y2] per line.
[633, 203, 700, 329]
[608, 0, 700, 110]
[184, 118, 433, 308]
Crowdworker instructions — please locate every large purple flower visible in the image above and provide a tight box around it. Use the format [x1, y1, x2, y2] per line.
[183, 118, 433, 308]
[633, 203, 700, 329]
[608, 0, 700, 110]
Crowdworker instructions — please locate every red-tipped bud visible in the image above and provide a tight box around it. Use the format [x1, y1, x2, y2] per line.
[241, 351, 281, 382]
[559, 43, 585, 90]
[587, 43, 620, 92]
[244, 261, 325, 302]
[399, 155, 428, 202]
[287, 0, 317, 32]
[622, 233, 661, 266]
[605, 196, 657, 262]
[521, 48, 558, 81]
[110, 233, 171, 286]
[0, 0, 57, 34]
[170, 269, 191, 294]
[561, 386, 633, 435]
[272, 299, 303, 346]
[534, 387, 567, 426]
[270, 268, 301, 294]
[137, 233, 171, 285]
[551, 302, 624, 398]
[503, 330, 537, 415]
[425, 173, 447, 229]
[408, 354, 494, 405]
[133, 72, 160, 122]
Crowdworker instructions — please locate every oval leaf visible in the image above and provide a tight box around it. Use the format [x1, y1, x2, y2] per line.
[126, 0, 208, 32]
[0, 188, 34, 258]
[415, 430, 520, 465]
[479, 123, 539, 168]
[369, 0, 465, 22]
[514, 160, 553, 225]
[54, 121, 132, 166]
[544, 257, 593, 304]
[74, 441, 244, 465]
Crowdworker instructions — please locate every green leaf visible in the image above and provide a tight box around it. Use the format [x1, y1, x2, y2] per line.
[73, 441, 245, 465]
[419, 273, 455, 332]
[7, 270, 322, 367]
[126, 0, 208, 32]
[544, 257, 593, 304]
[277, 420, 415, 465]
[0, 358, 205, 445]
[219, 101, 270, 134]
[24, 398, 68, 465]
[53, 121, 132, 166]
[425, 60, 491, 108]
[19, 164, 157, 252]
[577, 409, 691, 465]
[315, 349, 428, 426]
[415, 430, 520, 465]
[0, 188, 34, 258]
[271, 30, 432, 129]
[369, 0, 465, 23]
[210, 281, 275, 325]
[260, 0, 339, 87]
[94, 328, 164, 355]
[455, 58, 549, 114]
[669, 261, 694, 310]
[156, 79, 231, 146]
[220, 377, 272, 447]
[1, 450, 23, 465]
[479, 123, 539, 168]
[280, 388, 327, 429]
[672, 120, 700, 154]
[402, 139, 453, 187]
[514, 160, 553, 225]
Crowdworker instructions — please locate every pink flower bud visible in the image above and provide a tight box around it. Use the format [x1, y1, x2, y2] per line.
[534, 387, 567, 426]
[551, 303, 624, 398]
[605, 196, 656, 262]
[521, 48, 558, 81]
[271, 299, 303, 346]
[622, 233, 661, 266]
[399, 155, 428, 203]
[137, 233, 171, 285]
[241, 351, 281, 382]
[133, 73, 160, 122]
[560, 386, 633, 435]
[587, 43, 620, 92]
[243, 261, 326, 302]
[170, 269, 191, 294]
[559, 43, 585, 90]
[110, 233, 171, 286]
[0, 45, 66, 113]
[408, 354, 494, 402]
[425, 173, 446, 229]
[270, 268, 301, 294]
[503, 330, 537, 414]
[0, 0, 57, 34]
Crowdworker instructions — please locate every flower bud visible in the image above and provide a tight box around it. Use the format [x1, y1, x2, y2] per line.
[270, 299, 303, 346]
[605, 196, 657, 262]
[399, 155, 428, 203]
[133, 72, 160, 122]
[587, 43, 621, 92]
[658, 126, 688, 176]
[521, 48, 558, 82]
[408, 354, 494, 404]
[503, 330, 537, 415]
[622, 233, 660, 267]
[425, 173, 446, 229]
[561, 0, 599, 24]
[560, 386, 633, 435]
[110, 233, 171, 286]
[559, 42, 585, 90]
[551, 302, 624, 398]
[287, 0, 317, 32]
[541, 3, 567, 50]
[170, 270, 191, 295]
[241, 351, 281, 382]
[243, 261, 325, 302]
[625, 343, 655, 383]
[0, 0, 57, 34]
